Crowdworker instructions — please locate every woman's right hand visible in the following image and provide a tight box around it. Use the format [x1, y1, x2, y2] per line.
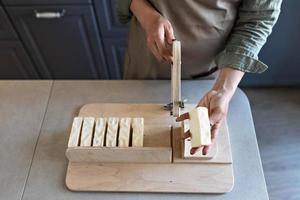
[130, 0, 175, 63]
[144, 15, 175, 63]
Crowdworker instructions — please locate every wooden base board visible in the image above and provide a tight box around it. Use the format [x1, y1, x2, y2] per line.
[66, 162, 234, 193]
[65, 103, 234, 193]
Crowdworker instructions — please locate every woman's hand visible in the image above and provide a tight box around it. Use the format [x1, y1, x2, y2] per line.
[176, 89, 231, 155]
[130, 0, 175, 63]
[144, 15, 174, 63]
[176, 67, 245, 155]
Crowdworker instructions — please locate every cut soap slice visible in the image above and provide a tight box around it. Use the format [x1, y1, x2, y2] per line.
[80, 117, 95, 147]
[68, 117, 83, 147]
[132, 118, 144, 147]
[188, 107, 211, 147]
[106, 117, 119, 147]
[118, 118, 131, 147]
[93, 118, 107, 147]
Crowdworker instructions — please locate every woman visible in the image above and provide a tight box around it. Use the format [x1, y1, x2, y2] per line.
[117, 0, 282, 155]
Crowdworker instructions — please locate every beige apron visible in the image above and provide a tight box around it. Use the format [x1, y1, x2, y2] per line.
[124, 0, 241, 80]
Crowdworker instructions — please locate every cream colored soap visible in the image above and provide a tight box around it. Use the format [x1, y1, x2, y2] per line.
[68, 117, 83, 147]
[93, 118, 107, 147]
[106, 117, 119, 147]
[132, 118, 144, 147]
[118, 118, 131, 147]
[80, 117, 95, 147]
[188, 107, 211, 147]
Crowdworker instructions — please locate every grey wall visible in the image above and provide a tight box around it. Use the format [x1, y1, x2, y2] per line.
[241, 0, 300, 86]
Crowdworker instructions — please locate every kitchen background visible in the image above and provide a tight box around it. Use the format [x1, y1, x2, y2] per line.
[0, 0, 299, 86]
[0, 1, 299, 200]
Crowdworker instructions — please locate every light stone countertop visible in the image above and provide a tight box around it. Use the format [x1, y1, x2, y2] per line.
[0, 80, 268, 200]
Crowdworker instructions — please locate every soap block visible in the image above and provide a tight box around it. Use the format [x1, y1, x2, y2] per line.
[106, 117, 119, 147]
[93, 118, 107, 147]
[80, 117, 95, 147]
[68, 117, 83, 147]
[132, 118, 144, 147]
[188, 107, 211, 147]
[118, 118, 131, 147]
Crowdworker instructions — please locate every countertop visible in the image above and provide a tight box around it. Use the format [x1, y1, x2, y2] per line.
[0, 80, 268, 200]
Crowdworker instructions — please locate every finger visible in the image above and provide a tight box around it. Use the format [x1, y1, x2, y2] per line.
[209, 109, 223, 126]
[202, 145, 209, 155]
[190, 147, 202, 155]
[176, 112, 189, 122]
[182, 130, 191, 139]
[155, 32, 172, 63]
[155, 41, 172, 63]
[211, 122, 221, 143]
[197, 94, 209, 108]
[148, 42, 164, 63]
[165, 23, 175, 44]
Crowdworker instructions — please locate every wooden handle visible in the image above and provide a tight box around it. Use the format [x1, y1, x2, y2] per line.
[171, 41, 181, 117]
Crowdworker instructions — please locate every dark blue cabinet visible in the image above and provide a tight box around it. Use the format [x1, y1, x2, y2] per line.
[2, 0, 92, 5]
[103, 38, 127, 79]
[94, 0, 129, 37]
[0, 7, 18, 39]
[94, 0, 129, 79]
[7, 5, 109, 79]
[0, 41, 38, 79]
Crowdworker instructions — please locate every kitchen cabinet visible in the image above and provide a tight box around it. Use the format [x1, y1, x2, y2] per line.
[94, 0, 129, 37]
[0, 7, 18, 39]
[0, 41, 38, 79]
[94, 0, 129, 79]
[7, 5, 108, 79]
[2, 0, 92, 5]
[103, 38, 127, 79]
[0, 5, 37, 79]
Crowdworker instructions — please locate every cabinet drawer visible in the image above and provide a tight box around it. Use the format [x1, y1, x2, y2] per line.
[2, 0, 91, 5]
[7, 5, 109, 79]
[0, 41, 38, 79]
[103, 38, 128, 79]
[95, 0, 129, 37]
[0, 7, 18, 39]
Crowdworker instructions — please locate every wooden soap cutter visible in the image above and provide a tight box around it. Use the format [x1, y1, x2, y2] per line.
[164, 40, 186, 117]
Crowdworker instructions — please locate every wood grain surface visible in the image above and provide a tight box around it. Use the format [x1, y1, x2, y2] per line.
[66, 162, 234, 193]
[65, 103, 234, 193]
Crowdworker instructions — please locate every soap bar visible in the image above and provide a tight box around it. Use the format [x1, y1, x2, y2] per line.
[132, 118, 144, 147]
[118, 118, 131, 147]
[80, 117, 95, 147]
[188, 107, 211, 147]
[68, 117, 83, 147]
[93, 118, 107, 147]
[106, 117, 119, 147]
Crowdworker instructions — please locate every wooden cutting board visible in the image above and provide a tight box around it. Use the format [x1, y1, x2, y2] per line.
[65, 103, 234, 193]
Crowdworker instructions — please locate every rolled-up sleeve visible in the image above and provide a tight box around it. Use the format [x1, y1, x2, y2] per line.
[116, 0, 133, 24]
[215, 0, 283, 73]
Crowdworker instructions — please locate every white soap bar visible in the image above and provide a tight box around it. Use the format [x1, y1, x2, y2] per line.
[132, 118, 144, 147]
[68, 117, 83, 147]
[118, 118, 131, 147]
[188, 107, 211, 147]
[93, 118, 107, 147]
[106, 117, 119, 147]
[80, 117, 95, 147]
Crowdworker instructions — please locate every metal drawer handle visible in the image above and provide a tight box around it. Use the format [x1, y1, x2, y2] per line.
[34, 9, 66, 19]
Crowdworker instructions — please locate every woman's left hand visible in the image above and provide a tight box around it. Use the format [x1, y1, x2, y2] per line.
[176, 89, 232, 155]
[176, 67, 245, 155]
